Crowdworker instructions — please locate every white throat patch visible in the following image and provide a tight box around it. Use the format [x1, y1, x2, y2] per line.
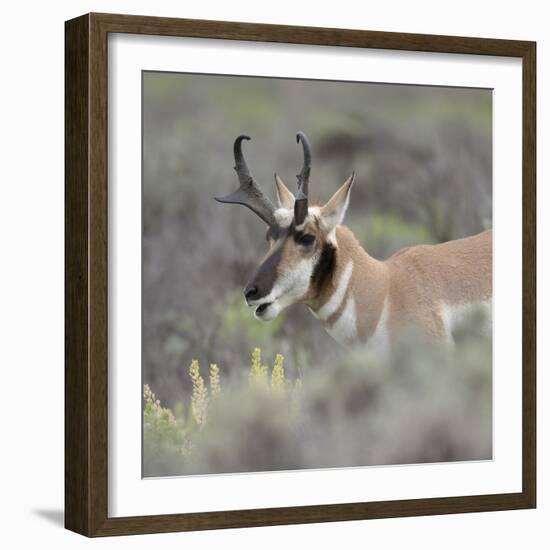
[326, 295, 357, 345]
[315, 261, 354, 321]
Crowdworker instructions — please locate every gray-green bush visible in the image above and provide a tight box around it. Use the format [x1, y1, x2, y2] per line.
[144, 314, 492, 477]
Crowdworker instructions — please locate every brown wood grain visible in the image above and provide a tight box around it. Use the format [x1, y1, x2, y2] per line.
[65, 12, 537, 537]
[65, 13, 90, 535]
[521, 41, 537, 509]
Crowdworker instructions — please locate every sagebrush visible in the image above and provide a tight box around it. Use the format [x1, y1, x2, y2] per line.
[144, 320, 492, 477]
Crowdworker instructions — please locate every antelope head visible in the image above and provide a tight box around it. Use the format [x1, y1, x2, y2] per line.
[216, 132, 355, 321]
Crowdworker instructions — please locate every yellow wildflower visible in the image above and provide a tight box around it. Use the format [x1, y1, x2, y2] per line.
[189, 360, 209, 427]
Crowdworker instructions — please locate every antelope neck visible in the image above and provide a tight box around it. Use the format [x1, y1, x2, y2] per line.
[307, 226, 389, 343]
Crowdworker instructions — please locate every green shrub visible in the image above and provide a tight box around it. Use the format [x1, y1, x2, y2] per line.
[143, 315, 492, 477]
[143, 348, 300, 476]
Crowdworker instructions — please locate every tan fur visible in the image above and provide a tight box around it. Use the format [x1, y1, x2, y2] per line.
[384, 229, 492, 340]
[307, 226, 387, 340]
[272, 217, 321, 274]
[308, 227, 492, 344]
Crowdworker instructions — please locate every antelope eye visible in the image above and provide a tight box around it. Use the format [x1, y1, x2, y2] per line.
[297, 234, 315, 246]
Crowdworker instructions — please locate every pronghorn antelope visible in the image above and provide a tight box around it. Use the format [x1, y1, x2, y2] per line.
[216, 132, 492, 348]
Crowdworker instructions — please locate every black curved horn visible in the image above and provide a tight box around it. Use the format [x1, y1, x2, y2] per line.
[296, 131, 311, 197]
[294, 131, 312, 225]
[215, 135, 277, 226]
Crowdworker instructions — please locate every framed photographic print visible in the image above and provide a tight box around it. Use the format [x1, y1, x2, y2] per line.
[65, 13, 536, 537]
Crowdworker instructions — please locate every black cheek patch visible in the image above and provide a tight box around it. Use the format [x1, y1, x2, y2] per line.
[252, 246, 283, 299]
[311, 243, 336, 291]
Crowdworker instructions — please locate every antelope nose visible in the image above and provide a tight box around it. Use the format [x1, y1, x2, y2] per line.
[244, 285, 259, 302]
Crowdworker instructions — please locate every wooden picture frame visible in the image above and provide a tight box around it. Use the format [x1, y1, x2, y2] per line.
[65, 12, 536, 537]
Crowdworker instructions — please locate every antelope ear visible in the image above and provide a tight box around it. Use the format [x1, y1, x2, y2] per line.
[274, 173, 295, 209]
[320, 173, 355, 231]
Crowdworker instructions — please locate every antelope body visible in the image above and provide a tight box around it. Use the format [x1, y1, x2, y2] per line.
[216, 133, 492, 348]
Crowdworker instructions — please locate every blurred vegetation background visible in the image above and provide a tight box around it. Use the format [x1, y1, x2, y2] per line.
[142, 72, 492, 475]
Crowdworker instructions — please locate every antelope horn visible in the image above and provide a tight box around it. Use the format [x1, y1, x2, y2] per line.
[215, 135, 277, 226]
[294, 131, 312, 225]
